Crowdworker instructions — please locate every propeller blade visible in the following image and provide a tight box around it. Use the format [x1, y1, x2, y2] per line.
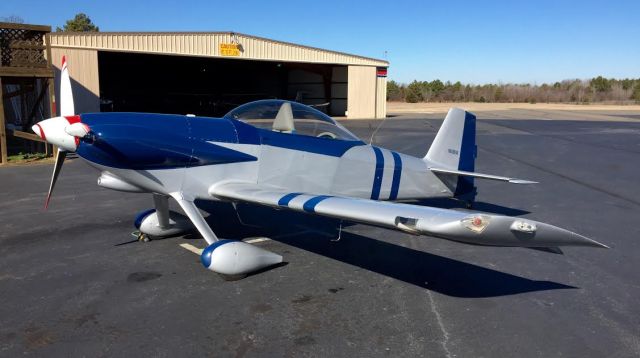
[60, 56, 75, 116]
[45, 149, 67, 209]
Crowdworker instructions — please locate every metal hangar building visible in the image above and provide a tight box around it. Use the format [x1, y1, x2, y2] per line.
[49, 32, 389, 119]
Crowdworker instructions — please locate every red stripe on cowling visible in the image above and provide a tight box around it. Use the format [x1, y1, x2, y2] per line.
[36, 124, 46, 141]
[64, 115, 81, 124]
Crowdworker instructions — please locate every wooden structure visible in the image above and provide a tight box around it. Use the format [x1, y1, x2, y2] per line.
[0, 22, 54, 164]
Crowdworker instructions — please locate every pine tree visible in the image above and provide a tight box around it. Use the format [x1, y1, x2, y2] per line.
[56, 13, 99, 32]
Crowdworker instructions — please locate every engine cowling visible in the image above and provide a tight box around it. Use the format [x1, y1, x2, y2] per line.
[200, 240, 283, 276]
[134, 209, 192, 237]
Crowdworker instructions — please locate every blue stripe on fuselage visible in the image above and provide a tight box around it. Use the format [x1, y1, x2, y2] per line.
[389, 152, 402, 200]
[371, 147, 384, 200]
[302, 195, 332, 213]
[257, 129, 365, 157]
[77, 113, 365, 171]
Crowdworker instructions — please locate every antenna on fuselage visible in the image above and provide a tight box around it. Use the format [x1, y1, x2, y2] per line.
[368, 115, 388, 145]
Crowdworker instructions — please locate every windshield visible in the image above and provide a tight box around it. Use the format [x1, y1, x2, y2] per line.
[224, 100, 361, 141]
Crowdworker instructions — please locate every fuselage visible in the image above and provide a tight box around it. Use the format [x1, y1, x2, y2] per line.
[75, 112, 451, 201]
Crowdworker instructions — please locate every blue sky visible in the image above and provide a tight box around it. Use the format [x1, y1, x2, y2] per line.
[3, 0, 638, 84]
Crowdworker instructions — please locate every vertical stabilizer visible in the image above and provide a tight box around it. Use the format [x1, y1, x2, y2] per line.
[424, 108, 477, 201]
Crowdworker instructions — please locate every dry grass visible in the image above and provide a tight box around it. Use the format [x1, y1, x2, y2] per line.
[387, 101, 640, 114]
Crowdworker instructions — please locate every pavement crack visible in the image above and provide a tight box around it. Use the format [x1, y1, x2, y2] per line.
[427, 290, 453, 358]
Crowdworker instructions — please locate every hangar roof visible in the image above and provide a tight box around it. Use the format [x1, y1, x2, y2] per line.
[49, 32, 389, 67]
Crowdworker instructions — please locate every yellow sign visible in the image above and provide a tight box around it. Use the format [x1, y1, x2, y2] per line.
[219, 43, 240, 56]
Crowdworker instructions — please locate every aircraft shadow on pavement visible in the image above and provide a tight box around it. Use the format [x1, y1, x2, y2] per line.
[413, 197, 531, 216]
[196, 200, 573, 298]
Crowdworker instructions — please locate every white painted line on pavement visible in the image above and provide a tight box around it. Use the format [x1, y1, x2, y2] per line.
[179, 243, 203, 255]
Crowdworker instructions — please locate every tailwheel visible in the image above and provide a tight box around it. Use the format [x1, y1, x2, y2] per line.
[136, 232, 151, 243]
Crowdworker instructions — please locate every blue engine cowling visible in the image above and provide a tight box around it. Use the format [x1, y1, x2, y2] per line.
[76, 112, 256, 170]
[200, 240, 283, 276]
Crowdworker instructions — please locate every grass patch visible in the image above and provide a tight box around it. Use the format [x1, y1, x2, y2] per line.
[7, 152, 51, 164]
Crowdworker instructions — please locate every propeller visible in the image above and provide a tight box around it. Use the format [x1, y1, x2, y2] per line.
[33, 55, 79, 209]
[45, 149, 66, 209]
[60, 56, 75, 117]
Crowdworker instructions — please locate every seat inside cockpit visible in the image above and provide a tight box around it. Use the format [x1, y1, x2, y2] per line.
[224, 100, 360, 141]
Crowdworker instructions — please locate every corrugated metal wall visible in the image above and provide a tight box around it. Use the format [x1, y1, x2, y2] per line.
[49, 33, 388, 119]
[50, 33, 388, 67]
[375, 76, 387, 119]
[50, 47, 100, 113]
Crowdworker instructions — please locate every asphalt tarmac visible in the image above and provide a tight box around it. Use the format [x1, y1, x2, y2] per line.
[1, 111, 639, 357]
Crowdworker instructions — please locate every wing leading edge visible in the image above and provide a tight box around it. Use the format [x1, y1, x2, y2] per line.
[209, 183, 607, 249]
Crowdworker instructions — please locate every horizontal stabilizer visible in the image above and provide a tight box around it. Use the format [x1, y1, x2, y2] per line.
[429, 167, 538, 184]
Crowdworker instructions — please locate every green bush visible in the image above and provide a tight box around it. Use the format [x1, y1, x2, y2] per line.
[633, 83, 640, 102]
[405, 81, 423, 103]
[386, 80, 404, 101]
[590, 76, 612, 92]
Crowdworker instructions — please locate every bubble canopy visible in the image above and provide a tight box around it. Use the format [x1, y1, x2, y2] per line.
[224, 100, 361, 141]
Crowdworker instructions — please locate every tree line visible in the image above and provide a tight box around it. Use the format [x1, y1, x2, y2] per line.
[388, 77, 640, 104]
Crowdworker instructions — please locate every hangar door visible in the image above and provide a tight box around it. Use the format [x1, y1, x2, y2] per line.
[98, 52, 347, 117]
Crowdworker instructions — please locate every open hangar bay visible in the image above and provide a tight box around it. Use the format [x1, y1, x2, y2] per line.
[1, 109, 639, 357]
[49, 32, 388, 119]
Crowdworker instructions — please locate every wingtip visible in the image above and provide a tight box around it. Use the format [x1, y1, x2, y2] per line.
[575, 233, 609, 249]
[509, 179, 539, 184]
[594, 241, 610, 249]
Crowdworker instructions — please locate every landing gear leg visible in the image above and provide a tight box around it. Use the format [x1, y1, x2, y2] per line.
[465, 200, 473, 209]
[153, 194, 171, 230]
[170, 192, 218, 245]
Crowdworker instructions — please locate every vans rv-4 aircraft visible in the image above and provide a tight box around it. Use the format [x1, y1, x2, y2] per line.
[33, 58, 607, 278]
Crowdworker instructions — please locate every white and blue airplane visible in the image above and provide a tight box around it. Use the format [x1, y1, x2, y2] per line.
[32, 57, 607, 278]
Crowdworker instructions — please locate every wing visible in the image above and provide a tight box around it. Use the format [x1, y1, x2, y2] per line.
[210, 183, 606, 249]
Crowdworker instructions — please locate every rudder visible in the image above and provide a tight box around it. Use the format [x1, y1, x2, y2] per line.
[424, 108, 477, 202]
